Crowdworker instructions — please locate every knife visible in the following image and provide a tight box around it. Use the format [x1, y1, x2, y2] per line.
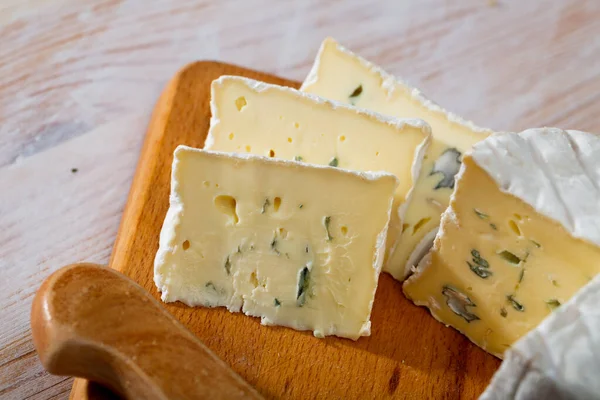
[31, 263, 264, 400]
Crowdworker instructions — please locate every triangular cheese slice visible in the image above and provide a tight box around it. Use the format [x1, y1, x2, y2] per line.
[301, 37, 492, 280]
[403, 128, 600, 357]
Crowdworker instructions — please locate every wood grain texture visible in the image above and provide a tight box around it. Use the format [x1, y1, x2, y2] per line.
[2, 1, 600, 398]
[32, 263, 262, 400]
[68, 61, 500, 400]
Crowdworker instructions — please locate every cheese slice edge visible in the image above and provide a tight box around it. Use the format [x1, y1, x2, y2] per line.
[154, 146, 399, 339]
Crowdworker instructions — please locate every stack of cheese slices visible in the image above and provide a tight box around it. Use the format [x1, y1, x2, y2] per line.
[154, 38, 600, 394]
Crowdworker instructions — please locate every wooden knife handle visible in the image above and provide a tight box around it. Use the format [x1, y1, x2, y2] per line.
[31, 263, 263, 400]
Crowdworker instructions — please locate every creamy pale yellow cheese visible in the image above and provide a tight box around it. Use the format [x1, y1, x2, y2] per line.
[204, 76, 431, 265]
[481, 275, 600, 398]
[403, 128, 600, 358]
[154, 146, 398, 339]
[301, 37, 492, 280]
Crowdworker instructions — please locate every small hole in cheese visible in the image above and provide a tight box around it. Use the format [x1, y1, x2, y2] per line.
[287, 137, 293, 143]
[412, 217, 431, 235]
[375, 151, 380, 156]
[278, 227, 288, 239]
[269, 149, 275, 157]
[274, 197, 281, 212]
[250, 271, 259, 288]
[245, 145, 252, 152]
[341, 226, 348, 236]
[228, 132, 235, 140]
[203, 181, 210, 188]
[235, 96, 247, 111]
[339, 135, 346, 142]
[294, 122, 300, 129]
[214, 195, 239, 224]
[182, 240, 190, 250]
[509, 220, 522, 236]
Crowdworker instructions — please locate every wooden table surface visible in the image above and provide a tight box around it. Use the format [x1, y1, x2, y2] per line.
[1, 1, 599, 399]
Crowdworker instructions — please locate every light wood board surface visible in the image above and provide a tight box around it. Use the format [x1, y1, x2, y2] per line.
[1, 1, 600, 399]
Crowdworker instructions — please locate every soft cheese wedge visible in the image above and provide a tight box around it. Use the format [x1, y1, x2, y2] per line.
[204, 76, 430, 265]
[403, 128, 600, 358]
[481, 274, 600, 399]
[301, 37, 492, 280]
[154, 146, 399, 340]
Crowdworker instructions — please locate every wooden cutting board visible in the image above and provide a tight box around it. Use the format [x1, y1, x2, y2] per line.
[70, 61, 500, 400]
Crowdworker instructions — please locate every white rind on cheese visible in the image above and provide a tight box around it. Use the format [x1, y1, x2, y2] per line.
[154, 146, 398, 339]
[404, 228, 438, 276]
[302, 37, 491, 136]
[471, 128, 600, 247]
[403, 127, 600, 358]
[206, 75, 432, 148]
[480, 274, 600, 399]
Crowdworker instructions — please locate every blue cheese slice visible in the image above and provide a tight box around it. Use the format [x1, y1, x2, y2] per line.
[154, 146, 398, 339]
[403, 128, 600, 357]
[300, 37, 493, 281]
[204, 75, 431, 266]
